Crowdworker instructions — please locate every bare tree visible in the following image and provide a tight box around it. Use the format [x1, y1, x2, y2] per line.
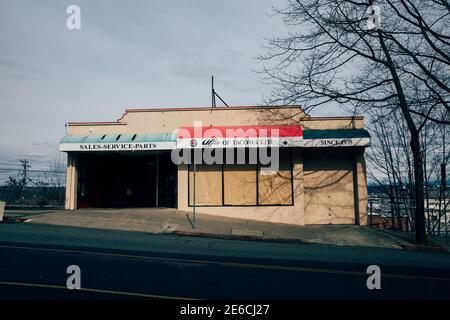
[34, 156, 66, 206]
[260, 0, 450, 244]
[49, 156, 66, 205]
[4, 159, 31, 204]
[366, 106, 449, 235]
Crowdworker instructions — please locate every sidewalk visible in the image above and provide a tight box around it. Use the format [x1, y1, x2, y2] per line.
[5, 207, 417, 250]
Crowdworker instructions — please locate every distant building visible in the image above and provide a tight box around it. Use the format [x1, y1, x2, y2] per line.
[60, 105, 371, 226]
[369, 214, 410, 231]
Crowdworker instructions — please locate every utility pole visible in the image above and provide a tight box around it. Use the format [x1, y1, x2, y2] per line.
[193, 163, 197, 228]
[19, 159, 31, 201]
[19, 160, 30, 185]
[186, 162, 198, 229]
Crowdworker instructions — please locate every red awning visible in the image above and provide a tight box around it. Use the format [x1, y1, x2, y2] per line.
[177, 125, 303, 138]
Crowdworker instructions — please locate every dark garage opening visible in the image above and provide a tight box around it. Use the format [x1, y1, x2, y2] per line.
[76, 151, 177, 208]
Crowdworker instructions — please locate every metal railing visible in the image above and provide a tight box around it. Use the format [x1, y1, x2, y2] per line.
[368, 197, 449, 239]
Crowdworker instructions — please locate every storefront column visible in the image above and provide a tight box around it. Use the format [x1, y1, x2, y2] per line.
[177, 164, 189, 213]
[155, 154, 159, 207]
[353, 149, 368, 225]
[65, 153, 78, 210]
[292, 149, 305, 225]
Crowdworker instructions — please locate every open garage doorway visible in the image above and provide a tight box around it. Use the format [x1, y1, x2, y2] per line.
[76, 151, 177, 208]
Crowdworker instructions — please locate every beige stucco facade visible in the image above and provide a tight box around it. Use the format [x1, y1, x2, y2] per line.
[62, 105, 369, 226]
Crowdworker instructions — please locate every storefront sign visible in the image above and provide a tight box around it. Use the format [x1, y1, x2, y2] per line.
[178, 137, 303, 149]
[302, 137, 371, 147]
[177, 125, 304, 149]
[60, 126, 370, 152]
[59, 141, 175, 152]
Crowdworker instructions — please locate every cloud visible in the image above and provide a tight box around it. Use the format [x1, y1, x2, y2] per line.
[32, 142, 56, 148]
[0, 57, 48, 80]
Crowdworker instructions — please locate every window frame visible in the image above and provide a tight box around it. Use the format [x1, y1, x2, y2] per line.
[187, 148, 294, 207]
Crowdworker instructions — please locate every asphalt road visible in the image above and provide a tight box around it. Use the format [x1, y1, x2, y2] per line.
[0, 223, 449, 299]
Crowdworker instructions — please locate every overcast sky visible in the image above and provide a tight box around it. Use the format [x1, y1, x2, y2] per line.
[0, 0, 344, 183]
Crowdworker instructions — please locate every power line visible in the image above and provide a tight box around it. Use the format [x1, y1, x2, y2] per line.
[0, 168, 65, 173]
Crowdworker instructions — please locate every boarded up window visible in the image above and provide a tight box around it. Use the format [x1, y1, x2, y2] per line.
[188, 149, 293, 207]
[189, 164, 222, 206]
[303, 149, 355, 224]
[258, 150, 293, 205]
[223, 164, 257, 205]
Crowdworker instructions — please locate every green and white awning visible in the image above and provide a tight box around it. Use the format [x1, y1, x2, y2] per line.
[303, 129, 370, 147]
[59, 133, 177, 152]
[59, 129, 370, 152]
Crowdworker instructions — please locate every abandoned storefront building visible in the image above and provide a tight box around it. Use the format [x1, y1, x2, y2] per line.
[60, 105, 370, 226]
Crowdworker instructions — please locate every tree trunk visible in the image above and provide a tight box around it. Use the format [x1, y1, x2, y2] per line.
[377, 31, 427, 244]
[411, 133, 427, 244]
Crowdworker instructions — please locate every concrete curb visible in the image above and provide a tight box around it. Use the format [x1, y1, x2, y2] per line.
[401, 244, 448, 254]
[364, 227, 411, 247]
[366, 227, 449, 254]
[171, 230, 405, 249]
[175, 230, 450, 252]
[172, 230, 310, 245]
